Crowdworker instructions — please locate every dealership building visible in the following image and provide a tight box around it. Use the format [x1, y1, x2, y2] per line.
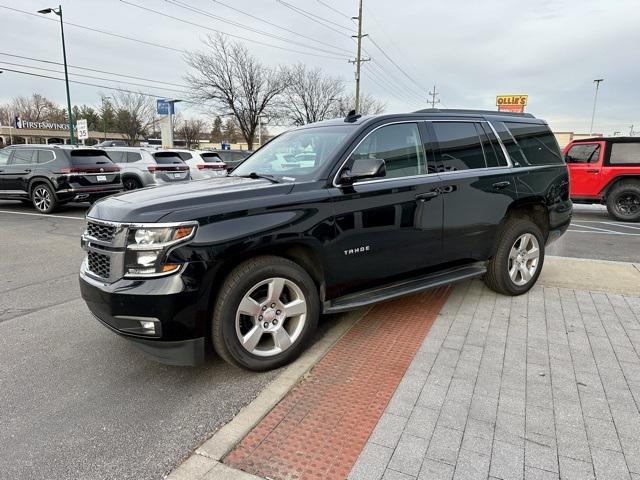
[0, 122, 130, 146]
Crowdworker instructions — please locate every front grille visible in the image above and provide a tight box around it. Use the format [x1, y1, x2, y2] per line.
[86, 221, 116, 242]
[87, 251, 111, 279]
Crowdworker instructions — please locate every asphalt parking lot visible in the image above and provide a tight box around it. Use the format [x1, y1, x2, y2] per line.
[0, 199, 637, 480]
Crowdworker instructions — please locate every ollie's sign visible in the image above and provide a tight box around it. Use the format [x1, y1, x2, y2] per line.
[496, 95, 528, 113]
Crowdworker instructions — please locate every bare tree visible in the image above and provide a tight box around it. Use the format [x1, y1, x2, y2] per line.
[111, 91, 155, 146]
[10, 93, 66, 123]
[185, 34, 285, 149]
[176, 118, 206, 149]
[335, 92, 386, 117]
[0, 104, 13, 126]
[280, 64, 344, 126]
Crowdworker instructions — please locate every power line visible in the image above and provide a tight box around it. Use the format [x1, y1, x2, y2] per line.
[209, 0, 352, 55]
[0, 4, 184, 53]
[0, 52, 188, 89]
[120, 0, 348, 60]
[275, 0, 353, 36]
[164, 0, 350, 57]
[0, 61, 190, 96]
[365, 62, 424, 105]
[315, 0, 353, 21]
[367, 36, 426, 94]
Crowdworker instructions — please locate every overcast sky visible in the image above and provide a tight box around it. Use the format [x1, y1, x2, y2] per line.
[0, 0, 638, 134]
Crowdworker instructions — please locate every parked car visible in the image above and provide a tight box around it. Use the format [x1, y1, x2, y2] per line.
[96, 140, 127, 147]
[103, 147, 191, 190]
[564, 137, 640, 222]
[79, 109, 571, 370]
[210, 149, 253, 171]
[165, 149, 227, 180]
[0, 144, 122, 213]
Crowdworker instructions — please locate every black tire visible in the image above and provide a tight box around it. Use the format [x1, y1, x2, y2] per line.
[484, 218, 545, 296]
[30, 183, 57, 214]
[606, 182, 640, 222]
[122, 176, 142, 191]
[212, 256, 319, 371]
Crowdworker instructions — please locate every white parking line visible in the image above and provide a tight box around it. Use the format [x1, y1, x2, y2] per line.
[568, 228, 640, 237]
[575, 219, 640, 228]
[0, 210, 85, 220]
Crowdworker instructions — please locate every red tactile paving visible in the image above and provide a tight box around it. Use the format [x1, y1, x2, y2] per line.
[224, 287, 451, 480]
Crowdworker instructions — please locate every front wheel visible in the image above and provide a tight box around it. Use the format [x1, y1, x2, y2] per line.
[212, 256, 319, 371]
[606, 182, 640, 222]
[484, 218, 545, 296]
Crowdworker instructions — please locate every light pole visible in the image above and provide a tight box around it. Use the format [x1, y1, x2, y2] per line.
[38, 5, 75, 145]
[166, 99, 182, 148]
[589, 78, 604, 136]
[101, 95, 112, 141]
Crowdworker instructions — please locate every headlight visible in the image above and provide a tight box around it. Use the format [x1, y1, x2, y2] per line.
[124, 224, 197, 277]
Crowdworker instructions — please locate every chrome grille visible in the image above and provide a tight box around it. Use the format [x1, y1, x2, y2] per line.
[86, 221, 116, 242]
[87, 251, 111, 279]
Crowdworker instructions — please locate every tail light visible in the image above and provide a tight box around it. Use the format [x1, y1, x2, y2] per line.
[59, 166, 120, 174]
[149, 165, 189, 173]
[196, 163, 227, 170]
[148, 166, 157, 173]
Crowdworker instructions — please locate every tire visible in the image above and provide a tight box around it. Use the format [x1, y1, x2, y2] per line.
[606, 182, 640, 222]
[484, 218, 545, 296]
[212, 256, 319, 371]
[122, 176, 142, 191]
[31, 183, 57, 214]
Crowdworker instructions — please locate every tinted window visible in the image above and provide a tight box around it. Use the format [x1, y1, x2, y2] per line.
[566, 144, 600, 164]
[0, 149, 10, 166]
[351, 123, 427, 178]
[433, 122, 486, 171]
[505, 122, 562, 165]
[610, 143, 640, 165]
[105, 150, 126, 163]
[153, 153, 185, 165]
[200, 152, 222, 163]
[11, 149, 36, 165]
[493, 122, 527, 166]
[127, 152, 142, 163]
[69, 150, 113, 166]
[37, 150, 55, 163]
[176, 152, 193, 161]
[480, 123, 508, 167]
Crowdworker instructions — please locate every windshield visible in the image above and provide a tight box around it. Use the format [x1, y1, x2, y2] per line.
[232, 126, 351, 180]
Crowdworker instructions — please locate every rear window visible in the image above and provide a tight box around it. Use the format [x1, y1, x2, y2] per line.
[610, 143, 640, 165]
[504, 122, 563, 166]
[153, 152, 185, 165]
[200, 152, 222, 163]
[70, 149, 113, 165]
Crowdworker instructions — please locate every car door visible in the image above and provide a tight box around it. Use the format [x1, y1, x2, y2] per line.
[328, 121, 444, 294]
[3, 148, 36, 195]
[0, 148, 12, 193]
[564, 142, 604, 198]
[428, 120, 518, 263]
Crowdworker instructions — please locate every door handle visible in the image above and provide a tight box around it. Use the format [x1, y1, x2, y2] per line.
[492, 181, 511, 190]
[24, 169, 31, 173]
[415, 191, 439, 201]
[586, 169, 599, 174]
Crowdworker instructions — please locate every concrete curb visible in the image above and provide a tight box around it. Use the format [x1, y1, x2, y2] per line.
[540, 256, 640, 296]
[165, 308, 368, 480]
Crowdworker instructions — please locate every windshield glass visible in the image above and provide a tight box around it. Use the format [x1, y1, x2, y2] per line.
[232, 126, 351, 180]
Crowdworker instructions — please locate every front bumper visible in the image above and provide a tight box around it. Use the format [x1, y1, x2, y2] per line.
[79, 263, 207, 366]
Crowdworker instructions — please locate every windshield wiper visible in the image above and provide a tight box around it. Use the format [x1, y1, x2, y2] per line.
[234, 172, 280, 183]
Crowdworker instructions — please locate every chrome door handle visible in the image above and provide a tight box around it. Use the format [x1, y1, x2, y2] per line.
[415, 191, 439, 201]
[492, 181, 511, 190]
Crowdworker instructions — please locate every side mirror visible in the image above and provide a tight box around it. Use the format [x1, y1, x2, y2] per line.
[564, 154, 573, 164]
[339, 158, 386, 185]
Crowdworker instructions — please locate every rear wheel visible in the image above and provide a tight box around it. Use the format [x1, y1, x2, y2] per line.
[606, 182, 640, 222]
[31, 183, 57, 214]
[123, 177, 142, 191]
[484, 218, 545, 296]
[212, 256, 319, 371]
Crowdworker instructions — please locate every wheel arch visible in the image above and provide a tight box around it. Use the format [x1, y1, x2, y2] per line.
[28, 176, 56, 197]
[600, 175, 640, 200]
[490, 199, 550, 258]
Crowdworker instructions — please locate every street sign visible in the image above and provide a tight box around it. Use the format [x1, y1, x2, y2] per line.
[496, 95, 528, 113]
[77, 119, 88, 140]
[156, 99, 175, 116]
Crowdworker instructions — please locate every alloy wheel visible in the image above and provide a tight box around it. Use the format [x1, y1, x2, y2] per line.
[508, 233, 540, 286]
[33, 187, 52, 212]
[616, 192, 640, 216]
[235, 277, 307, 357]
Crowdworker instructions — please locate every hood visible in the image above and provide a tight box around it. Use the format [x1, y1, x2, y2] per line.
[88, 176, 295, 223]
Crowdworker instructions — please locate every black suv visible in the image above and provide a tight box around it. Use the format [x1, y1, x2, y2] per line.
[0, 145, 122, 213]
[79, 110, 571, 370]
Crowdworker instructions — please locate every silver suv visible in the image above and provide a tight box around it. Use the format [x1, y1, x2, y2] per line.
[103, 147, 191, 190]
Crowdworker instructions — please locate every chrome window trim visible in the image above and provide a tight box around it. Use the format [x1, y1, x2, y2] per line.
[332, 119, 515, 188]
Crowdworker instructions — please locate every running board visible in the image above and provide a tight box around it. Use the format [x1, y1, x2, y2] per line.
[323, 263, 486, 314]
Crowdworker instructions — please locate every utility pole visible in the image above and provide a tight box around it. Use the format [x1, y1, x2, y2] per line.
[428, 85, 441, 109]
[101, 95, 112, 142]
[589, 78, 604, 135]
[349, 0, 370, 114]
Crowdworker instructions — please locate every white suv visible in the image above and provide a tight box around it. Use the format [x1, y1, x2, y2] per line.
[104, 147, 191, 190]
[165, 149, 227, 180]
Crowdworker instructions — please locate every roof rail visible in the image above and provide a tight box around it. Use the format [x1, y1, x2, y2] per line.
[413, 108, 535, 118]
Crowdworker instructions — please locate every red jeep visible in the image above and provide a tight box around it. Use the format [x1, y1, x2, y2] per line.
[564, 137, 640, 222]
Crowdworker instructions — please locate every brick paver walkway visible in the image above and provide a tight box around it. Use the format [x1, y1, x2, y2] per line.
[349, 280, 640, 480]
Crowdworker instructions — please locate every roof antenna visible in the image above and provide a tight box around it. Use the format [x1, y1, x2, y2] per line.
[344, 109, 362, 123]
